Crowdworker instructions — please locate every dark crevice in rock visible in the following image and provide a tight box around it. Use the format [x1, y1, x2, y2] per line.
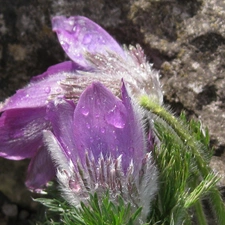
[196, 85, 217, 110]
[0, 44, 7, 68]
[190, 49, 216, 64]
[177, 0, 203, 16]
[219, 187, 225, 200]
[106, 21, 142, 47]
[190, 33, 225, 53]
[212, 140, 225, 156]
[1, 0, 31, 8]
[2, 10, 17, 38]
[147, 48, 178, 70]
[219, 98, 225, 109]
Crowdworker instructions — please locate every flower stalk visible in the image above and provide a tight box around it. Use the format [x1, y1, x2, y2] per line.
[140, 95, 225, 225]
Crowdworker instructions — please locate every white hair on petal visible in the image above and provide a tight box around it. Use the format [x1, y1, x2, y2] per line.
[139, 153, 158, 221]
[42, 130, 70, 171]
[59, 44, 163, 105]
[54, 149, 158, 221]
[42, 130, 82, 206]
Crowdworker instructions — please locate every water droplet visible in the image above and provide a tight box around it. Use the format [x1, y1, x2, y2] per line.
[106, 105, 126, 128]
[44, 86, 51, 94]
[56, 88, 61, 93]
[98, 35, 105, 44]
[72, 25, 80, 33]
[69, 180, 81, 192]
[75, 53, 81, 58]
[129, 147, 134, 154]
[81, 106, 89, 116]
[83, 33, 92, 44]
[101, 127, 105, 133]
[60, 40, 69, 51]
[86, 123, 90, 129]
[96, 98, 101, 105]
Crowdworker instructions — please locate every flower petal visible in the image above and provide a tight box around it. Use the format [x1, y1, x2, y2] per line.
[120, 81, 146, 170]
[52, 16, 124, 68]
[25, 144, 56, 191]
[46, 98, 77, 164]
[2, 61, 76, 111]
[31, 61, 77, 82]
[0, 107, 50, 160]
[73, 81, 145, 172]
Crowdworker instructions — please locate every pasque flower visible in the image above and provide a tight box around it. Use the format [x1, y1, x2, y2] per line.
[0, 16, 162, 191]
[44, 81, 158, 220]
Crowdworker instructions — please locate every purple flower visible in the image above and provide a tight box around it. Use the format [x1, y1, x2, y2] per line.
[0, 16, 162, 190]
[44, 81, 158, 220]
[52, 16, 125, 69]
[0, 61, 78, 189]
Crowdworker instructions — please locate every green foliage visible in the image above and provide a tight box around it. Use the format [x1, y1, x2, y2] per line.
[148, 120, 218, 225]
[140, 96, 225, 225]
[34, 190, 145, 225]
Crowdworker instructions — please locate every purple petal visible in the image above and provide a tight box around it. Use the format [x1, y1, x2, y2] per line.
[52, 16, 125, 68]
[120, 81, 146, 169]
[0, 107, 50, 160]
[25, 145, 55, 190]
[2, 61, 76, 111]
[31, 61, 77, 82]
[73, 82, 145, 172]
[42, 130, 71, 171]
[46, 98, 77, 164]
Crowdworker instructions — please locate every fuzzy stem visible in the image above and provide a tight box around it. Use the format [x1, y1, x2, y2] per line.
[140, 96, 225, 224]
[194, 200, 208, 225]
[140, 96, 208, 172]
[209, 188, 225, 225]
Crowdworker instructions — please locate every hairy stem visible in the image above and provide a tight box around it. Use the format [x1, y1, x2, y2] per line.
[140, 96, 225, 224]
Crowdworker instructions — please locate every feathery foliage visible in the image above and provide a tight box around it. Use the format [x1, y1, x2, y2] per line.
[140, 96, 225, 225]
[34, 188, 145, 225]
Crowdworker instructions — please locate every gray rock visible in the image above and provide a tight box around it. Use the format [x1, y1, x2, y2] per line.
[129, 0, 225, 151]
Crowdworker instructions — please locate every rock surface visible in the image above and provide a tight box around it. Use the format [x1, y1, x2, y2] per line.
[0, 0, 225, 223]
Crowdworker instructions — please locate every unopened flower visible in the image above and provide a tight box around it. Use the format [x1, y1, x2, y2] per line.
[44, 81, 158, 221]
[0, 16, 162, 190]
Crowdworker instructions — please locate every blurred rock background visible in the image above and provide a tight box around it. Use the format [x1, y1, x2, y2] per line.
[0, 0, 225, 224]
